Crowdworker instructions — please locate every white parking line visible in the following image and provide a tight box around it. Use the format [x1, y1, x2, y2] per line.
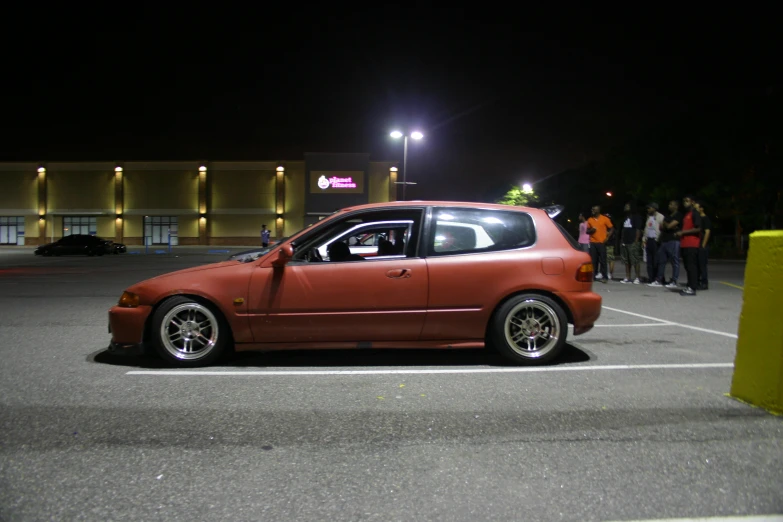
[126, 363, 733, 376]
[616, 515, 783, 522]
[586, 323, 674, 328]
[603, 306, 738, 339]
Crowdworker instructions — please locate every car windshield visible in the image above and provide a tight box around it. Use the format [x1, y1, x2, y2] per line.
[231, 238, 289, 263]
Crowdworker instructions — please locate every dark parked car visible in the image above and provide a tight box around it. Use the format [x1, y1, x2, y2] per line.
[35, 234, 122, 256]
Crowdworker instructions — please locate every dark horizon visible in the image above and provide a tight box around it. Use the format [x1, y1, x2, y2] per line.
[1, 7, 778, 203]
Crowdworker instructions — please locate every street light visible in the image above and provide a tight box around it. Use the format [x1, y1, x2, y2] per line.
[390, 130, 424, 200]
[522, 183, 533, 194]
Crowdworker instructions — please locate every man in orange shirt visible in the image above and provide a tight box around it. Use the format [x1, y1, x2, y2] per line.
[586, 205, 614, 283]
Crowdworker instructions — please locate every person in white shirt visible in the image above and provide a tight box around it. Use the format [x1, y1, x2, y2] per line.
[642, 202, 664, 283]
[261, 224, 270, 247]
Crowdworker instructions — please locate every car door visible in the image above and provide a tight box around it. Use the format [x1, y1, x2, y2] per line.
[421, 207, 539, 340]
[53, 235, 76, 255]
[247, 208, 428, 344]
[72, 235, 92, 255]
[64, 235, 87, 255]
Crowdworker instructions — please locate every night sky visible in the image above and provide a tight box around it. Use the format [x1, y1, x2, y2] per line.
[1, 6, 776, 202]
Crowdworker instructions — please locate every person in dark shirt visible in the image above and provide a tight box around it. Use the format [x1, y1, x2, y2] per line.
[675, 195, 702, 296]
[605, 213, 618, 280]
[619, 202, 644, 284]
[693, 199, 712, 290]
[647, 200, 682, 287]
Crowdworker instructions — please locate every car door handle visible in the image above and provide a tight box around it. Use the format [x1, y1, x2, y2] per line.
[386, 268, 411, 279]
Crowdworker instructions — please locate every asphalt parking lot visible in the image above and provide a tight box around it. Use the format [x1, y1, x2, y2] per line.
[0, 247, 780, 521]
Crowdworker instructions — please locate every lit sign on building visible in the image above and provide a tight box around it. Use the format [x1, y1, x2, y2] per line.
[317, 175, 357, 189]
[309, 171, 364, 194]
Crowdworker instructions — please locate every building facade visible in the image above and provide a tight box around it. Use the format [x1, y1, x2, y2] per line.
[0, 154, 398, 246]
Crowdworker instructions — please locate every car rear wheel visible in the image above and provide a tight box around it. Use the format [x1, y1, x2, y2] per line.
[150, 296, 229, 367]
[489, 294, 567, 365]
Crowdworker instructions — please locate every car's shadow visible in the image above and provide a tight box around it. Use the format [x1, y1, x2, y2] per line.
[90, 343, 591, 369]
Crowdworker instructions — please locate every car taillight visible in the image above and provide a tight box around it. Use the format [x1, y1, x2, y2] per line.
[576, 263, 593, 282]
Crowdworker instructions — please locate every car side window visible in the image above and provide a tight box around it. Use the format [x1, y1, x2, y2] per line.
[291, 208, 424, 263]
[428, 208, 536, 256]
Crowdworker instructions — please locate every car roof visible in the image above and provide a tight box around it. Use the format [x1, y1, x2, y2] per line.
[339, 201, 548, 216]
[67, 234, 107, 240]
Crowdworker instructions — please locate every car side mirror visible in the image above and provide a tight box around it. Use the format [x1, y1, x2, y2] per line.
[271, 244, 294, 267]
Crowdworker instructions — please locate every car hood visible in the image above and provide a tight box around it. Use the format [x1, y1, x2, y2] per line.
[36, 243, 55, 249]
[125, 260, 248, 302]
[142, 260, 239, 283]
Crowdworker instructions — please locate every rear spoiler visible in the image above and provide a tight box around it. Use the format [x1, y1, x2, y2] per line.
[541, 205, 564, 219]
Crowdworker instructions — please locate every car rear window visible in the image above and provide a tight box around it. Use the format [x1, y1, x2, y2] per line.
[429, 208, 536, 255]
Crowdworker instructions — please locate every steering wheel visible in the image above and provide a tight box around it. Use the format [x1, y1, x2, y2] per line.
[305, 248, 323, 262]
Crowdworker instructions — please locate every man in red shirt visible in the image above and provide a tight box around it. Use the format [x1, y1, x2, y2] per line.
[586, 205, 614, 283]
[675, 195, 702, 296]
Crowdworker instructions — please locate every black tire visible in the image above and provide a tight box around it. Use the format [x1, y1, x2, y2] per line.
[488, 293, 568, 365]
[149, 296, 230, 367]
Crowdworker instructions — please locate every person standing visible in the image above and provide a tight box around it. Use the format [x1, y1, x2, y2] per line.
[693, 199, 711, 290]
[577, 213, 590, 252]
[676, 195, 702, 296]
[648, 200, 681, 288]
[261, 224, 270, 247]
[619, 202, 644, 284]
[605, 213, 618, 280]
[586, 205, 614, 283]
[642, 202, 664, 283]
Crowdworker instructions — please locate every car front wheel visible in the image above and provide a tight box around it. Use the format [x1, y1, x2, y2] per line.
[489, 294, 567, 365]
[150, 296, 229, 367]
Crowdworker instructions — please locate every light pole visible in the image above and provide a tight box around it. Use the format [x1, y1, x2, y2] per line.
[390, 130, 423, 200]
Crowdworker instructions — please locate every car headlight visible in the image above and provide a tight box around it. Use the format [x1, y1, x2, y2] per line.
[118, 291, 140, 308]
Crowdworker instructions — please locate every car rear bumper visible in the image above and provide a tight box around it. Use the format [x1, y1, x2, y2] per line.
[559, 291, 602, 335]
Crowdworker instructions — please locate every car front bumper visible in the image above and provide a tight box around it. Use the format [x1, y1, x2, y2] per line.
[108, 304, 153, 346]
[107, 340, 145, 356]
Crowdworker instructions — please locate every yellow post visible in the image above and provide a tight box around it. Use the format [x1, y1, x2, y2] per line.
[275, 165, 285, 239]
[389, 166, 398, 202]
[730, 230, 783, 415]
[114, 166, 124, 244]
[198, 165, 208, 245]
[37, 166, 47, 245]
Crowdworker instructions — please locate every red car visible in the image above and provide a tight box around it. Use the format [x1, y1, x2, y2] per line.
[108, 201, 601, 367]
